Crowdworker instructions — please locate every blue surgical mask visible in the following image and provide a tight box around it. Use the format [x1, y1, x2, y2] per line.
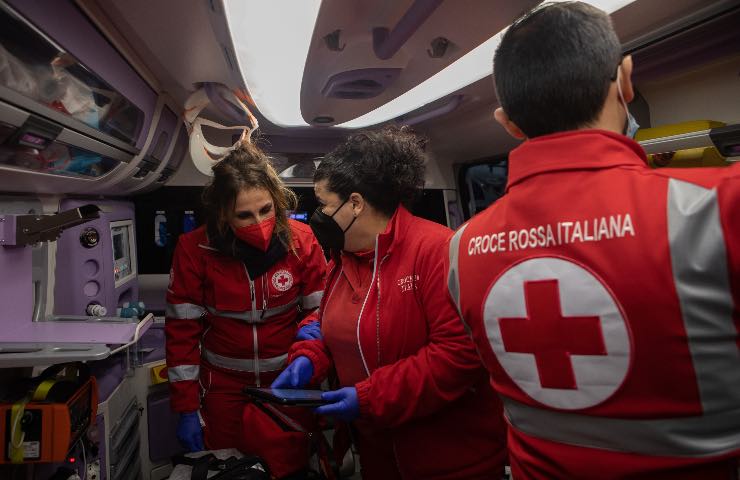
[616, 67, 640, 139]
[624, 111, 640, 139]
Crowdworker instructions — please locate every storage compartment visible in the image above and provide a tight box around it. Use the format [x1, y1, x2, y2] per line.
[109, 398, 142, 480]
[0, 0, 161, 194]
[147, 390, 181, 463]
[108, 105, 179, 194]
[1, 0, 156, 149]
[0, 119, 121, 179]
[138, 124, 189, 193]
[156, 124, 188, 185]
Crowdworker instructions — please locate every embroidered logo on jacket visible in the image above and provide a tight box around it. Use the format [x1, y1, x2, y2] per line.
[397, 274, 420, 293]
[483, 256, 631, 410]
[272, 270, 294, 292]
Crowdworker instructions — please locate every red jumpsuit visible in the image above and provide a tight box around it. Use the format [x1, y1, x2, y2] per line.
[165, 220, 326, 477]
[448, 130, 740, 479]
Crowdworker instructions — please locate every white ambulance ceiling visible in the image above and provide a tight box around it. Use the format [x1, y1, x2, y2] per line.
[85, 0, 740, 162]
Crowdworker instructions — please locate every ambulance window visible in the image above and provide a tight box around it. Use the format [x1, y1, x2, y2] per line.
[459, 158, 508, 219]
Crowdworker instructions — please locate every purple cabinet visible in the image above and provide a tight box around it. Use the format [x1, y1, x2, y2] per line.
[3, 0, 156, 150]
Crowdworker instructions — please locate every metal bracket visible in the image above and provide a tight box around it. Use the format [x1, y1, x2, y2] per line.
[0, 204, 100, 246]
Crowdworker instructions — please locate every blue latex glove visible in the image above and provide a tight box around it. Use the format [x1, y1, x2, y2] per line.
[296, 321, 322, 341]
[176, 411, 204, 452]
[315, 387, 359, 422]
[271, 356, 314, 389]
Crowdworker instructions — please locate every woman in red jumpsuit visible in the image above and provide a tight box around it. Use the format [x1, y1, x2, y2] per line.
[165, 142, 326, 478]
[274, 127, 508, 479]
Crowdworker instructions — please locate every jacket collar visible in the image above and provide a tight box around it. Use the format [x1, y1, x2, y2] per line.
[506, 129, 648, 192]
[375, 205, 412, 258]
[329, 205, 412, 265]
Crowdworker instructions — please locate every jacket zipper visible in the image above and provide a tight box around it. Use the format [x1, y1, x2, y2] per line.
[375, 254, 390, 367]
[243, 264, 260, 387]
[377, 252, 401, 476]
[357, 239, 381, 376]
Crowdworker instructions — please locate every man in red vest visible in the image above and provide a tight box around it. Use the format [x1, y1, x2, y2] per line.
[447, 2, 740, 479]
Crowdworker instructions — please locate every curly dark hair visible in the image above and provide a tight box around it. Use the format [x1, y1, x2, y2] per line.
[315, 126, 426, 217]
[202, 142, 298, 247]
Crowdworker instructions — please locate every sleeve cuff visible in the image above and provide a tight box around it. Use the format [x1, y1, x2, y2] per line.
[355, 379, 373, 418]
[297, 311, 319, 328]
[289, 339, 330, 383]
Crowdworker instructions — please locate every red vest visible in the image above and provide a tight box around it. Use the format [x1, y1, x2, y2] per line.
[448, 130, 740, 479]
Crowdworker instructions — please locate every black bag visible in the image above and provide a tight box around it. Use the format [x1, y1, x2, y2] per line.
[172, 453, 269, 480]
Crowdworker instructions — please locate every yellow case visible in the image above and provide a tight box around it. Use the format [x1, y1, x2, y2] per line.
[150, 363, 168, 385]
[635, 120, 730, 168]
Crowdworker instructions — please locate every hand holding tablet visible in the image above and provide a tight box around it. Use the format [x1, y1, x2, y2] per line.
[243, 387, 328, 407]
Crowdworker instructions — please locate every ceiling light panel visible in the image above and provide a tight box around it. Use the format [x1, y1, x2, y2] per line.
[224, 0, 321, 127]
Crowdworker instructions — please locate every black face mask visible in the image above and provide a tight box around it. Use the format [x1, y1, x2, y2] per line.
[309, 198, 356, 252]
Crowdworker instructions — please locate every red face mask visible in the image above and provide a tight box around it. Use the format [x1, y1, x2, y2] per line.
[232, 216, 276, 252]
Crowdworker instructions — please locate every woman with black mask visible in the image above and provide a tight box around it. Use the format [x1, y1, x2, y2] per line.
[165, 142, 326, 478]
[273, 127, 507, 479]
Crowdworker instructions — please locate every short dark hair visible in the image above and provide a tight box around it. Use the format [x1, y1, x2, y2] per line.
[315, 126, 426, 217]
[493, 1, 622, 138]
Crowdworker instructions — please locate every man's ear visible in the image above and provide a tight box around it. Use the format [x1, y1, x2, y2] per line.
[494, 107, 527, 140]
[619, 55, 635, 103]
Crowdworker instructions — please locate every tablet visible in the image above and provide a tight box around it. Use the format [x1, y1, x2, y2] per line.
[243, 387, 327, 406]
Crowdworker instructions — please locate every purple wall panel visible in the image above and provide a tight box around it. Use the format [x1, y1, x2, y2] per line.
[90, 355, 127, 402]
[0, 246, 33, 338]
[147, 389, 183, 462]
[7, 0, 157, 149]
[140, 324, 166, 363]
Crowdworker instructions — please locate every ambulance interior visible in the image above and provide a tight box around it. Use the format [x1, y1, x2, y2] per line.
[0, 0, 738, 478]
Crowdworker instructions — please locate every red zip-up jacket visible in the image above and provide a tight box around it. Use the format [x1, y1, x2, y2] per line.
[291, 206, 508, 479]
[448, 130, 740, 479]
[166, 220, 326, 412]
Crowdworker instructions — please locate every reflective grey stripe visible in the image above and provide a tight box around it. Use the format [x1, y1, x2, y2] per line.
[168, 365, 200, 382]
[447, 224, 471, 334]
[667, 179, 740, 414]
[206, 298, 299, 323]
[301, 290, 323, 310]
[504, 397, 740, 457]
[166, 303, 206, 320]
[202, 349, 288, 373]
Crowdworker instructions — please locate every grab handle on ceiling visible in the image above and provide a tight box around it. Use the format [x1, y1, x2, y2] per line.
[373, 0, 444, 60]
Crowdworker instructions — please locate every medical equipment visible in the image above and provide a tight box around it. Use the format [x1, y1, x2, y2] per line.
[0, 364, 98, 464]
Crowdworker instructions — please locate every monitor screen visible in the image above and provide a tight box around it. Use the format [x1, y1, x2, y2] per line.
[110, 222, 135, 286]
[288, 211, 309, 223]
[112, 229, 126, 261]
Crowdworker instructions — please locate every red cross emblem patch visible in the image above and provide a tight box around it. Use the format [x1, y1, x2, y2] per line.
[483, 257, 631, 409]
[272, 270, 294, 292]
